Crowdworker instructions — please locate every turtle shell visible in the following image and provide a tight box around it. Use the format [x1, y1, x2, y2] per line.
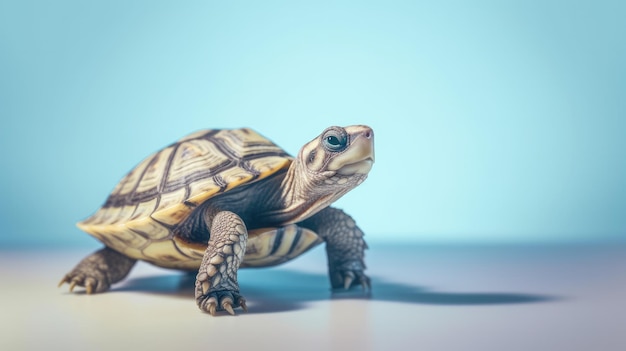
[77, 128, 293, 268]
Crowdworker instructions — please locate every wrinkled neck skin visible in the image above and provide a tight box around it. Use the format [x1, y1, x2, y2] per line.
[265, 156, 366, 225]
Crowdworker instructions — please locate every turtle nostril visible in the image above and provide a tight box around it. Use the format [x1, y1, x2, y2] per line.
[363, 129, 373, 139]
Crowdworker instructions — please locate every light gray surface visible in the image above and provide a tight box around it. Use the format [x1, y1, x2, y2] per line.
[1, 243, 624, 351]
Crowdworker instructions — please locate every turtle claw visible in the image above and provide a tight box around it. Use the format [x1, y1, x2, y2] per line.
[197, 290, 247, 316]
[223, 301, 235, 316]
[85, 277, 97, 295]
[69, 281, 77, 292]
[58, 274, 81, 293]
[332, 268, 371, 292]
[58, 275, 68, 288]
[343, 272, 355, 290]
[207, 300, 217, 316]
[360, 275, 371, 291]
[220, 295, 236, 315]
[239, 298, 248, 312]
[58, 270, 110, 294]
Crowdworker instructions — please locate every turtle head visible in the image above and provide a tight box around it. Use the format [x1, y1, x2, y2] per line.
[292, 125, 374, 202]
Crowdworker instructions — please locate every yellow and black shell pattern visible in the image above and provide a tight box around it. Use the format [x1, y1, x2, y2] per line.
[77, 128, 293, 269]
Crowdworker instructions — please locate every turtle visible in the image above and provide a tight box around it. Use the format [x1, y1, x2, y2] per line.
[60, 125, 375, 315]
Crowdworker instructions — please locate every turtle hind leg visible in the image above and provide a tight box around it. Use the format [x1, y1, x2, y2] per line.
[195, 211, 248, 316]
[59, 247, 136, 294]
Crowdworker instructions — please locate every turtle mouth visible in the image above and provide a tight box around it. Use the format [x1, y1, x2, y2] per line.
[337, 157, 374, 176]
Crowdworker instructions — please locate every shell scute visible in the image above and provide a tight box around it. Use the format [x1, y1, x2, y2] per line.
[142, 239, 196, 266]
[151, 203, 193, 227]
[77, 128, 292, 263]
[134, 146, 174, 194]
[109, 155, 153, 198]
[124, 217, 170, 240]
[166, 138, 231, 187]
[128, 197, 158, 222]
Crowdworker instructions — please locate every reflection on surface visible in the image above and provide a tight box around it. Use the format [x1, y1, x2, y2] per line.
[114, 268, 557, 314]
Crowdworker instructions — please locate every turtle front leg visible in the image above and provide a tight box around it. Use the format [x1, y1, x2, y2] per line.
[195, 211, 248, 316]
[59, 247, 136, 294]
[302, 207, 370, 291]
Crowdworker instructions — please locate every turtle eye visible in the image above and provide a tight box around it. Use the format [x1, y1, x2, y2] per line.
[326, 136, 341, 146]
[322, 128, 348, 152]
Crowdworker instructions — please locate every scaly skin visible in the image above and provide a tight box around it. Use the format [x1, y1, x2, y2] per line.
[195, 211, 248, 315]
[59, 247, 136, 294]
[192, 206, 369, 315]
[302, 207, 370, 290]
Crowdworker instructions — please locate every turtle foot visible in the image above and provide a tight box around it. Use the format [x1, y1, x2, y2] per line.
[59, 247, 136, 294]
[58, 269, 109, 294]
[196, 290, 247, 316]
[330, 261, 371, 292]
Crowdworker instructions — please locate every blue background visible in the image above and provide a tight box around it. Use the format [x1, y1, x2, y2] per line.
[1, 0, 624, 247]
